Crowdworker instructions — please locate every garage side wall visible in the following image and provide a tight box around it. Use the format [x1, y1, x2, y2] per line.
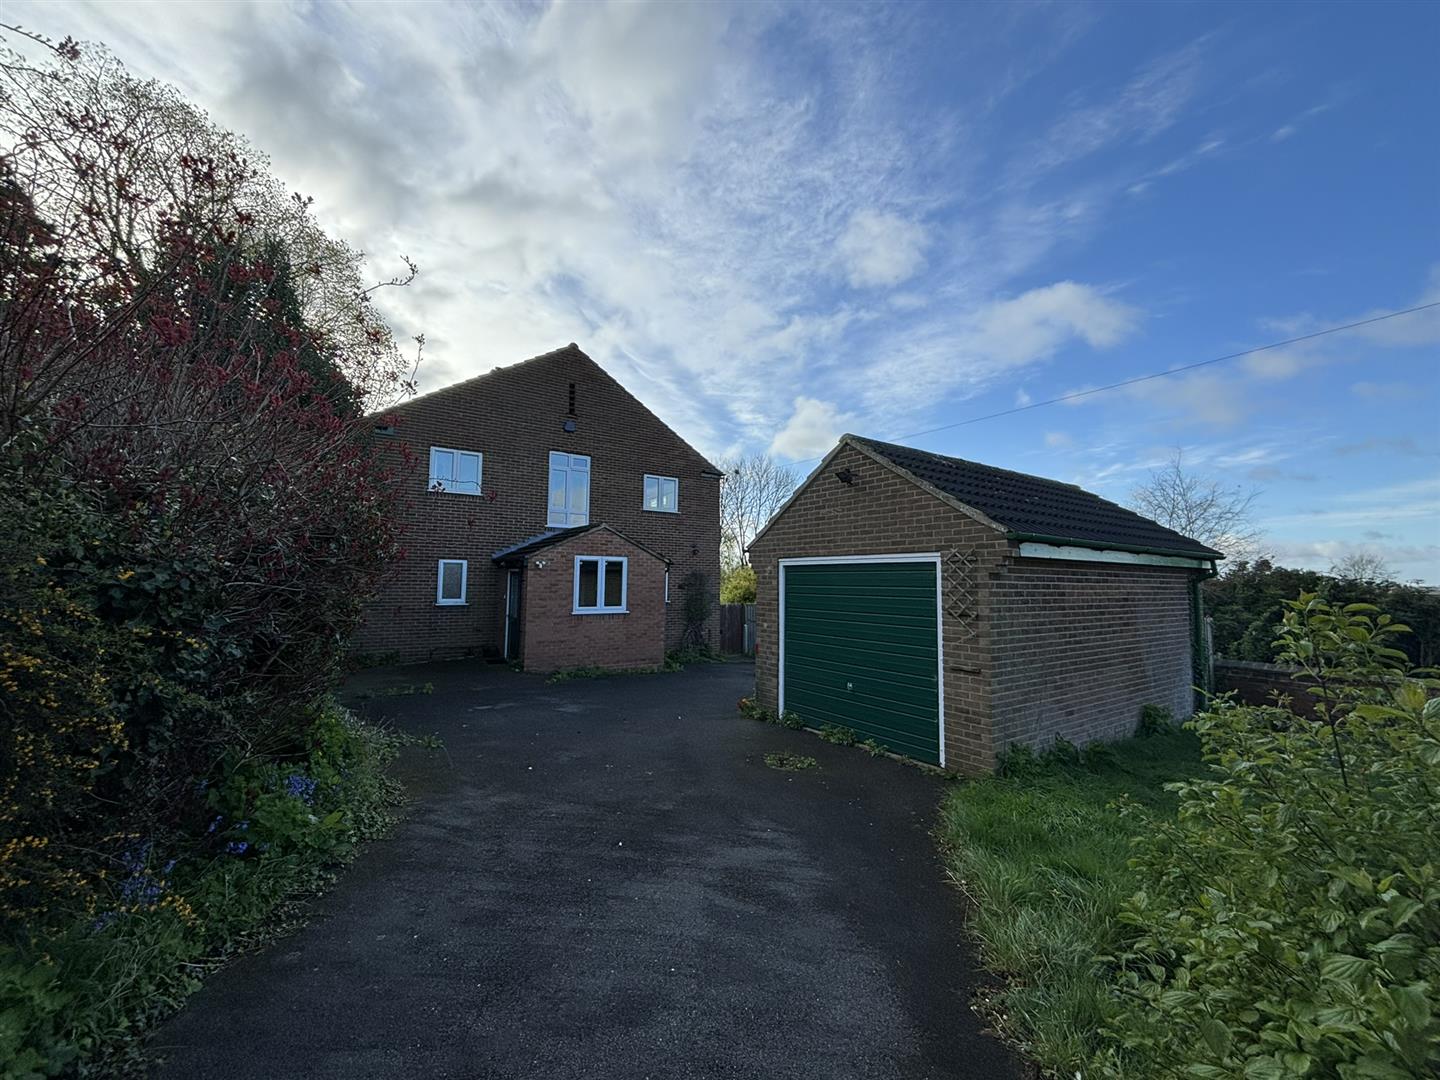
[987, 559, 1195, 751]
[748, 443, 1009, 773]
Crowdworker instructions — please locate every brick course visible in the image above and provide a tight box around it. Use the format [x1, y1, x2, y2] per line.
[749, 441, 1201, 773]
[353, 345, 720, 665]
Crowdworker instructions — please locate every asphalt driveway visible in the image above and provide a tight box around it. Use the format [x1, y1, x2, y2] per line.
[148, 660, 1024, 1079]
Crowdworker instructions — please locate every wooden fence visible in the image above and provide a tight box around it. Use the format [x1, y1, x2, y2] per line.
[719, 603, 755, 656]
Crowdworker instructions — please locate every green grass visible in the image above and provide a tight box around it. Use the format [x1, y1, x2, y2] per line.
[936, 730, 1205, 1076]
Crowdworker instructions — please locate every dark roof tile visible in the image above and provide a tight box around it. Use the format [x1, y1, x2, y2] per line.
[851, 436, 1223, 559]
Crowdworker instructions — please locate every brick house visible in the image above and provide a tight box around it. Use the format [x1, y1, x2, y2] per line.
[354, 344, 722, 670]
[747, 435, 1222, 773]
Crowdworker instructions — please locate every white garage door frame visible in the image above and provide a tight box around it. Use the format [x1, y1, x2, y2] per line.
[778, 552, 946, 768]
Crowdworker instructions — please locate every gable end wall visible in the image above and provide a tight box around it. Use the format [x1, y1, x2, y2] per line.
[354, 348, 720, 662]
[748, 443, 1009, 773]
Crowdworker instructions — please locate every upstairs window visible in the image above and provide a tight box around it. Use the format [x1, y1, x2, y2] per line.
[548, 452, 590, 527]
[573, 555, 627, 614]
[436, 559, 468, 605]
[643, 474, 679, 513]
[429, 447, 482, 495]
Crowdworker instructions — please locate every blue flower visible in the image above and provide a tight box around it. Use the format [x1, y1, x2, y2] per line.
[207, 815, 224, 834]
[284, 773, 318, 803]
[226, 840, 249, 856]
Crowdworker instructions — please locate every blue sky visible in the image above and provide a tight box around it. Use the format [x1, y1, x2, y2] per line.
[16, 1, 1439, 579]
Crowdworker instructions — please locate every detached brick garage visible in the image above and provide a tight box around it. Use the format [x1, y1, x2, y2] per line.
[748, 436, 1223, 773]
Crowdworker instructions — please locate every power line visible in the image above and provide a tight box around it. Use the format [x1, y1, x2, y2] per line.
[787, 299, 1440, 467]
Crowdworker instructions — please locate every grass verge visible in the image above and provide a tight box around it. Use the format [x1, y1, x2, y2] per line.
[936, 729, 1204, 1075]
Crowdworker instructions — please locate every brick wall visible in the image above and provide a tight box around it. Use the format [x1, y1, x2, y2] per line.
[988, 560, 1196, 751]
[352, 345, 721, 662]
[1214, 658, 1320, 717]
[748, 442, 1010, 773]
[749, 441, 1204, 773]
[518, 528, 667, 673]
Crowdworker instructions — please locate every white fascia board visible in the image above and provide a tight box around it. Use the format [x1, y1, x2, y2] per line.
[1017, 542, 1213, 570]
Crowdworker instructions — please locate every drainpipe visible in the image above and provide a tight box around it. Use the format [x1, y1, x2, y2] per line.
[1190, 560, 1220, 708]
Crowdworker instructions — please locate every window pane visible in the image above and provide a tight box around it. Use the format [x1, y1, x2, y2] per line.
[571, 455, 589, 471]
[644, 476, 657, 509]
[456, 452, 480, 492]
[569, 470, 589, 523]
[603, 561, 624, 607]
[577, 560, 598, 607]
[660, 478, 676, 511]
[431, 449, 454, 485]
[550, 467, 567, 510]
[549, 451, 568, 469]
[440, 562, 463, 600]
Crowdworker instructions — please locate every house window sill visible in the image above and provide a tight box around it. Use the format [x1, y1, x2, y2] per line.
[572, 608, 628, 616]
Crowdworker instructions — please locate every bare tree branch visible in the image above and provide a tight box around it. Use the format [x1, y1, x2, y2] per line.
[1129, 449, 1264, 562]
[717, 453, 799, 570]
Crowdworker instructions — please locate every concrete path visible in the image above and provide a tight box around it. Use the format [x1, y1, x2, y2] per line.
[148, 660, 1024, 1079]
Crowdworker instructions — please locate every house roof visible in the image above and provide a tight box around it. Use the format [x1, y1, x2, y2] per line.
[373, 343, 722, 475]
[491, 523, 669, 565]
[847, 436, 1223, 559]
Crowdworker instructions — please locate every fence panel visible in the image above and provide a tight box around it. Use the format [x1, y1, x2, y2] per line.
[719, 603, 755, 655]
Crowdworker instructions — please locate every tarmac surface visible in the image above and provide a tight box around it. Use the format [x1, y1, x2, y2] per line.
[148, 659, 1025, 1079]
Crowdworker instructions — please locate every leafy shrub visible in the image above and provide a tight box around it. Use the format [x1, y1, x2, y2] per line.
[1137, 703, 1175, 737]
[720, 565, 756, 604]
[817, 725, 858, 746]
[0, 704, 406, 1080]
[1100, 595, 1440, 1078]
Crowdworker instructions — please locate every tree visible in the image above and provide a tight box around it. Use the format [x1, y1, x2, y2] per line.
[1330, 550, 1393, 583]
[720, 564, 756, 604]
[718, 453, 799, 570]
[0, 30, 417, 931]
[1128, 450, 1262, 562]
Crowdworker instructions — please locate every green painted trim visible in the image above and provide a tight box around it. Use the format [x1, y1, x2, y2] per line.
[1006, 530, 1223, 562]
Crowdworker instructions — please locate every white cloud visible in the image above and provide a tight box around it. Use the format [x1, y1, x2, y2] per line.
[1044, 431, 1073, 448]
[836, 209, 929, 288]
[1015, 387, 1033, 406]
[855, 281, 1139, 421]
[769, 397, 855, 461]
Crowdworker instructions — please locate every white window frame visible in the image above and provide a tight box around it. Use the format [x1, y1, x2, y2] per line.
[428, 446, 483, 496]
[643, 474, 679, 514]
[572, 555, 627, 615]
[548, 451, 591, 527]
[436, 559, 469, 606]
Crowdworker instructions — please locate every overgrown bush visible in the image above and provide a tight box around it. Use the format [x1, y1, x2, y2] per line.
[1101, 595, 1440, 1078]
[0, 705, 406, 1079]
[0, 33, 420, 1074]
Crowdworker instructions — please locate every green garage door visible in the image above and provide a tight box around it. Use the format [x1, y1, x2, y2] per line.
[782, 560, 941, 765]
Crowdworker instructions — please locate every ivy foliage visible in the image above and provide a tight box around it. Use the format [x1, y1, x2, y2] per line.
[1100, 595, 1440, 1079]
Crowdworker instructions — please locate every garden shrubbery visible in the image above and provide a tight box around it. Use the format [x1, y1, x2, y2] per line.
[1101, 595, 1439, 1078]
[0, 34, 418, 1076]
[941, 593, 1439, 1078]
